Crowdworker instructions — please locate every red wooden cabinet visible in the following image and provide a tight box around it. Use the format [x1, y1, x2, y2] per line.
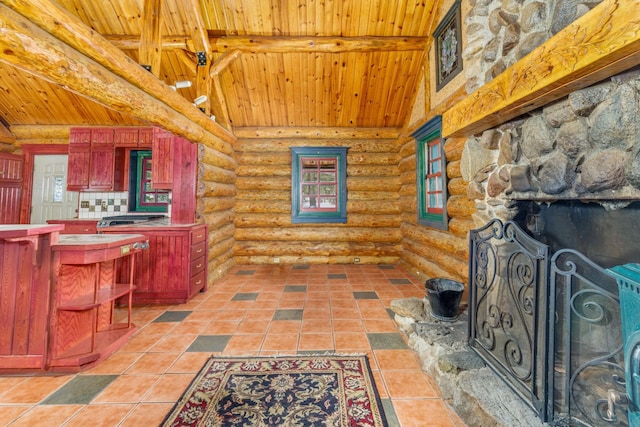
[102, 224, 207, 305]
[0, 225, 62, 372]
[48, 233, 146, 371]
[151, 128, 174, 189]
[0, 153, 23, 224]
[114, 127, 153, 148]
[67, 144, 91, 190]
[67, 130, 125, 191]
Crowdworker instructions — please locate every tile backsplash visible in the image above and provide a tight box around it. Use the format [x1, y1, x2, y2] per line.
[78, 191, 172, 219]
[78, 192, 129, 219]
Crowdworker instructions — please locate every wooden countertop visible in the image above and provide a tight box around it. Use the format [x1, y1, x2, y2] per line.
[99, 218, 201, 230]
[54, 233, 147, 250]
[0, 224, 64, 238]
[52, 233, 148, 264]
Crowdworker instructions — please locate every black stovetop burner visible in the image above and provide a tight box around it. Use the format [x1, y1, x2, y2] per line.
[97, 214, 166, 227]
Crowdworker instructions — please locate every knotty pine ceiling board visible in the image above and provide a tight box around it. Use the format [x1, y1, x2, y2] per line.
[0, 62, 141, 126]
[200, 0, 433, 37]
[218, 49, 425, 128]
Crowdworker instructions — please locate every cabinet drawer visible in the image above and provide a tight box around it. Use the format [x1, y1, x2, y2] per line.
[191, 227, 206, 244]
[190, 256, 205, 276]
[190, 270, 206, 295]
[191, 241, 206, 259]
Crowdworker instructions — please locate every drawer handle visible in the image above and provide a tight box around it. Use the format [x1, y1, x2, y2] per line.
[196, 249, 202, 253]
[195, 280, 202, 285]
[196, 263, 202, 268]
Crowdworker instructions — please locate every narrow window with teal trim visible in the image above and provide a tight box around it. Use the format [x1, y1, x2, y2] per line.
[291, 147, 348, 224]
[131, 150, 169, 213]
[413, 116, 448, 230]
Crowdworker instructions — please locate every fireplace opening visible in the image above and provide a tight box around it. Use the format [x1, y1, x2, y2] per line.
[468, 205, 631, 426]
[514, 200, 640, 269]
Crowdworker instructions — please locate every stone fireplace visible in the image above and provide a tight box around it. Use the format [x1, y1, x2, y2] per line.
[457, 61, 640, 426]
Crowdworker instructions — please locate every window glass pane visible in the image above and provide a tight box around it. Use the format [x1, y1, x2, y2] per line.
[301, 184, 317, 195]
[320, 197, 336, 208]
[320, 172, 335, 182]
[430, 160, 440, 174]
[319, 159, 336, 169]
[145, 194, 155, 203]
[302, 159, 318, 168]
[302, 171, 318, 182]
[320, 184, 336, 195]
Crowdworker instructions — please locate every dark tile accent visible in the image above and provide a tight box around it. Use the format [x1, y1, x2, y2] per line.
[386, 308, 396, 319]
[389, 278, 412, 285]
[292, 264, 310, 270]
[367, 333, 409, 350]
[153, 311, 192, 322]
[284, 285, 307, 293]
[42, 375, 117, 405]
[378, 265, 396, 270]
[232, 292, 259, 301]
[328, 273, 347, 279]
[273, 309, 304, 321]
[236, 270, 255, 275]
[353, 291, 379, 300]
[381, 399, 401, 427]
[186, 335, 232, 352]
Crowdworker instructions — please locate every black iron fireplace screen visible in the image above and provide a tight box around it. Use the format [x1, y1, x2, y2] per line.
[468, 219, 626, 426]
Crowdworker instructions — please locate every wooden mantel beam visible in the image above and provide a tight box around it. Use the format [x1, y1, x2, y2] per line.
[106, 35, 429, 53]
[442, 0, 640, 138]
[0, 0, 236, 150]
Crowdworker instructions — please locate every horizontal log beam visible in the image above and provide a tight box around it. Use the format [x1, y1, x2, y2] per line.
[214, 36, 429, 53]
[234, 127, 401, 139]
[0, 0, 236, 149]
[106, 35, 429, 53]
[0, 122, 15, 143]
[443, 0, 640, 137]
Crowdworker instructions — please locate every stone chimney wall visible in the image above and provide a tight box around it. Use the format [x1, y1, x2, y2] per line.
[456, 0, 638, 227]
[462, 68, 640, 226]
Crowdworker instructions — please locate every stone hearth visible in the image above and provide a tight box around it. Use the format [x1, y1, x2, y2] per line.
[391, 297, 548, 427]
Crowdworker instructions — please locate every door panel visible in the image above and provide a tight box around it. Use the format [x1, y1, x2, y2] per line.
[0, 153, 22, 224]
[31, 155, 78, 223]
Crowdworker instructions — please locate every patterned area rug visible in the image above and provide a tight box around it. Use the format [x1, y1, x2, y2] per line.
[161, 354, 388, 426]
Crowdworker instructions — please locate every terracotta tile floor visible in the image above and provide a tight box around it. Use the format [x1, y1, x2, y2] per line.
[0, 264, 466, 427]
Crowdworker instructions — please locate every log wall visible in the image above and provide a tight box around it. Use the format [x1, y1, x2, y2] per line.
[233, 138, 403, 264]
[397, 133, 472, 285]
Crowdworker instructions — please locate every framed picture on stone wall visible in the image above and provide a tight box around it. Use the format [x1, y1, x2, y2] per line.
[433, 0, 463, 91]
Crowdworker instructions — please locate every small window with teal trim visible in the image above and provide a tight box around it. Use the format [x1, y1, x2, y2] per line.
[130, 150, 169, 213]
[413, 116, 448, 230]
[291, 147, 347, 223]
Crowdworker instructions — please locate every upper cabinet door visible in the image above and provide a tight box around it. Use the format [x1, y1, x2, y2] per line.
[114, 128, 139, 147]
[151, 128, 174, 189]
[69, 128, 91, 145]
[88, 146, 115, 190]
[90, 128, 114, 145]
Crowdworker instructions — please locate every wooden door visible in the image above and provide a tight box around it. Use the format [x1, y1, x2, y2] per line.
[31, 155, 78, 224]
[0, 153, 23, 224]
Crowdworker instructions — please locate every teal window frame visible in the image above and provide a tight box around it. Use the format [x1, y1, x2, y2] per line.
[291, 147, 348, 224]
[131, 150, 169, 213]
[413, 116, 448, 230]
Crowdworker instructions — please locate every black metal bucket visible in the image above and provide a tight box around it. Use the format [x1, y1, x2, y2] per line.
[425, 278, 465, 321]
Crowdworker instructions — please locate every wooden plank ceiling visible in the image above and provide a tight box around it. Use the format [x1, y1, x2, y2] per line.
[0, 0, 437, 136]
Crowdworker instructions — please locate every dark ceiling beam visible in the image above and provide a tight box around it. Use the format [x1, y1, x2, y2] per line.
[106, 35, 429, 53]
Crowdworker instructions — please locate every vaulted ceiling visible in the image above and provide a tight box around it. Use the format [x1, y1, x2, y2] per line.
[0, 0, 442, 138]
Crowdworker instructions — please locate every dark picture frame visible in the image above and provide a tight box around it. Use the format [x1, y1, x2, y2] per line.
[433, 0, 463, 91]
